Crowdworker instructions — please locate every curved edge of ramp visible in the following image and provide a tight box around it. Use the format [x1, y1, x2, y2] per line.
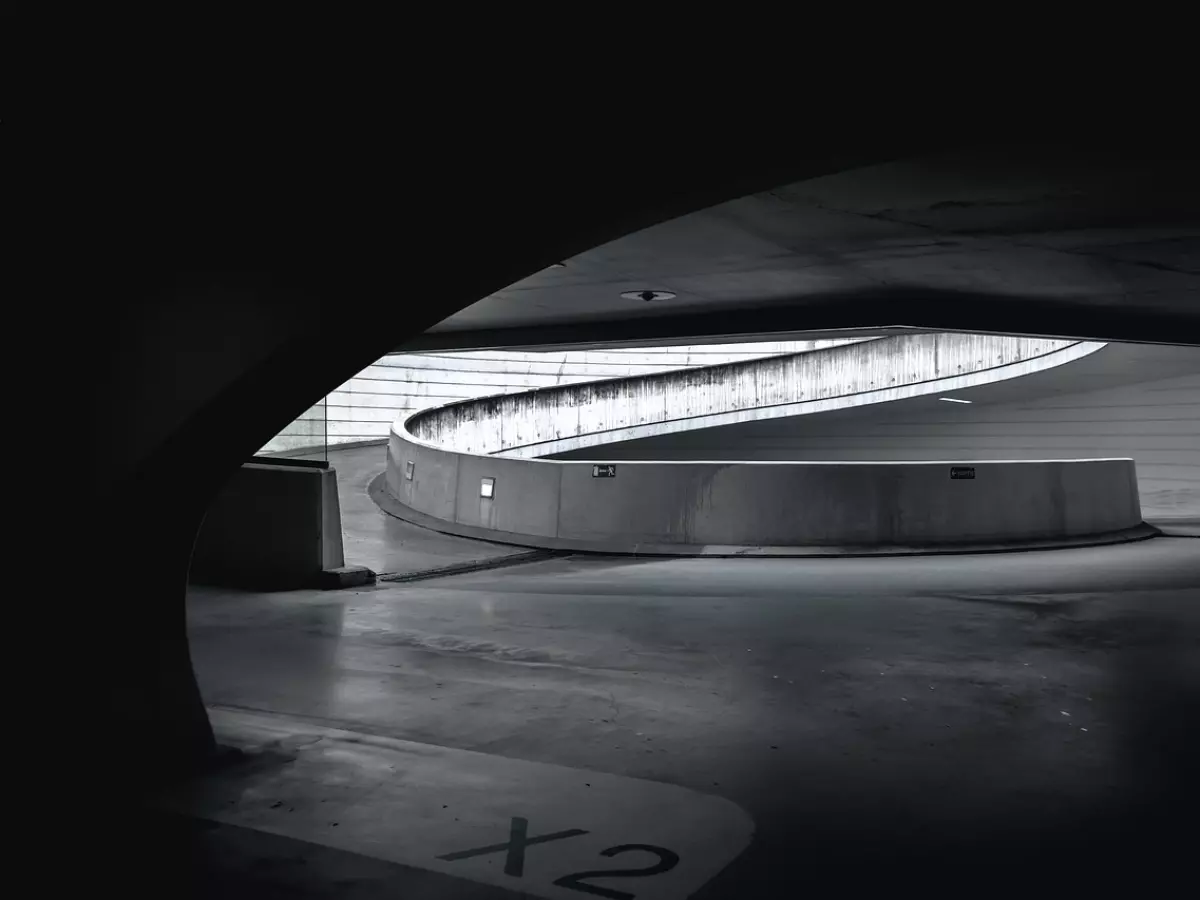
[410, 334, 1101, 458]
[377, 334, 1159, 556]
[370, 472, 1160, 558]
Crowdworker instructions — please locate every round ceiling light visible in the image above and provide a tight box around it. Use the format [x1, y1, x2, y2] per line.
[621, 290, 677, 302]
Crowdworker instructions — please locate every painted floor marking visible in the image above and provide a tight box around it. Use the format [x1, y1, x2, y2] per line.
[155, 708, 754, 899]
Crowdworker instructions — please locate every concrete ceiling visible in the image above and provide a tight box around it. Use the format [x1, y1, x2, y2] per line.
[406, 151, 1199, 351]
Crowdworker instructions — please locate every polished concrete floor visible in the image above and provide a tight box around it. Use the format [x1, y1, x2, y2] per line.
[176, 531, 1200, 896]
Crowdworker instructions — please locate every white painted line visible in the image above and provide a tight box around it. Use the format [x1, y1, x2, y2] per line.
[156, 708, 755, 900]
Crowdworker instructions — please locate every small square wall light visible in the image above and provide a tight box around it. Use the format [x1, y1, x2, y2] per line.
[480, 477, 495, 499]
[405, 460, 414, 480]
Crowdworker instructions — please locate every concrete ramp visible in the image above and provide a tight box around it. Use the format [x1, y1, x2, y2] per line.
[410, 334, 1099, 458]
[378, 334, 1160, 555]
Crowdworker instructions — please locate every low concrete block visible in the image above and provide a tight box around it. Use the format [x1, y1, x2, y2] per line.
[190, 462, 346, 589]
[317, 566, 376, 590]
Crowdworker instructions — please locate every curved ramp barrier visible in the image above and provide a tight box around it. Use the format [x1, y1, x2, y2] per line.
[378, 333, 1156, 555]
[261, 338, 872, 454]
[379, 445, 1147, 555]
[410, 333, 1101, 458]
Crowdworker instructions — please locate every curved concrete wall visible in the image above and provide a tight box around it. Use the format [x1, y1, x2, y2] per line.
[385, 425, 1144, 552]
[552, 343, 1200, 519]
[409, 334, 1094, 457]
[261, 339, 868, 453]
[381, 333, 1155, 551]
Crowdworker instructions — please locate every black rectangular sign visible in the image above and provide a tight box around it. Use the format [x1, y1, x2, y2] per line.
[950, 466, 976, 480]
[592, 464, 617, 478]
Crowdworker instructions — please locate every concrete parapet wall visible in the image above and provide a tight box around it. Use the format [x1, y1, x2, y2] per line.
[409, 334, 1093, 458]
[386, 426, 1144, 552]
[558, 345, 1200, 519]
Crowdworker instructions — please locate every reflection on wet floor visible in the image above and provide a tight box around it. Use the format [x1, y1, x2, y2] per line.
[184, 536, 1200, 895]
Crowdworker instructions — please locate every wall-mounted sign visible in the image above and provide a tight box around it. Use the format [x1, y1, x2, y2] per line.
[592, 464, 617, 478]
[950, 466, 976, 480]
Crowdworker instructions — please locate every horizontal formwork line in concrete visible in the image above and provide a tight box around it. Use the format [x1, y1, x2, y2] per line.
[1003, 401, 1200, 411]
[322, 412, 410, 424]
[369, 344, 871, 378]
[656, 442, 1200, 455]
[369, 359, 722, 376]
[324, 398, 462, 408]
[326, 395, 520, 407]
[329, 391, 476, 403]
[323, 404, 424, 414]
[293, 439, 380, 445]
[395, 357, 823, 371]
[727, 417, 1200, 430]
[331, 381, 546, 392]
[355, 366, 693, 383]
[585, 413, 1200, 435]
[335, 380, 565, 392]
[763, 428, 1200, 440]
[322, 421, 387, 429]
[323, 405, 424, 416]
[723, 426, 1200, 439]
[325, 421, 389, 431]
[404, 349, 774, 357]
[369, 357, 719, 370]
[401, 342, 864, 366]
[326, 398, 456, 409]
[272, 436, 383, 444]
[592, 444, 1198, 459]
[706, 430, 1200, 443]
[394, 352, 775, 365]
[325, 432, 386, 440]
[277, 420, 389, 429]
[323, 418, 403, 427]
[326, 398, 512, 413]
[715, 433, 1197, 446]
[369, 367, 657, 381]
[324, 410, 424, 420]
[637, 453, 1199, 468]
[410, 343, 856, 357]
[641, 421, 1198, 434]
[638, 431, 1200, 445]
[334, 383, 562, 398]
